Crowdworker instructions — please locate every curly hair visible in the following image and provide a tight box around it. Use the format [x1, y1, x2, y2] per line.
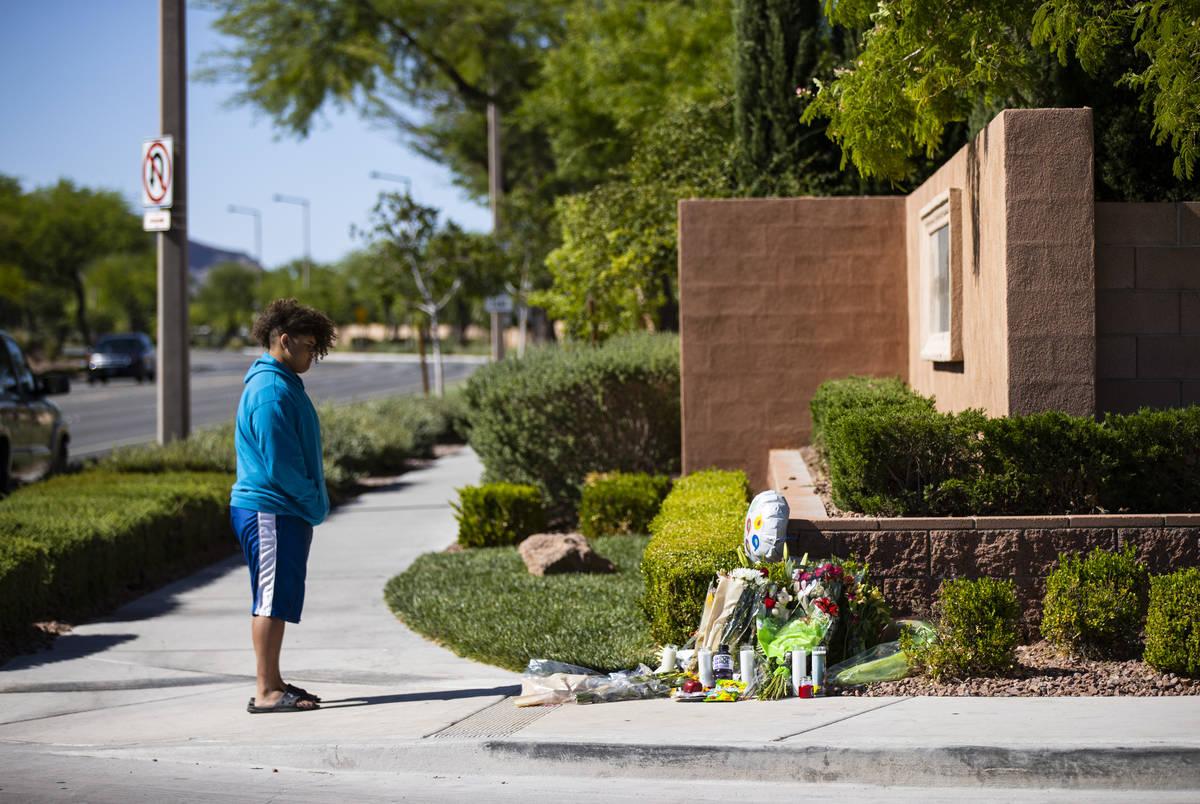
[251, 298, 337, 360]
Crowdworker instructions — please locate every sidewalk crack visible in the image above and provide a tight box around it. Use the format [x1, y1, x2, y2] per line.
[772, 697, 913, 742]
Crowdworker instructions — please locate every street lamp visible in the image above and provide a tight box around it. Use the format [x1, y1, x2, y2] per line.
[369, 171, 413, 196]
[226, 204, 262, 267]
[273, 193, 311, 288]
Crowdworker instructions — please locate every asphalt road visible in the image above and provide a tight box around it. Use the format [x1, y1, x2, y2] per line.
[55, 349, 484, 460]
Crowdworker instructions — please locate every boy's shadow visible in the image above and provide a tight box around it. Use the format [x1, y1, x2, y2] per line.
[320, 683, 521, 708]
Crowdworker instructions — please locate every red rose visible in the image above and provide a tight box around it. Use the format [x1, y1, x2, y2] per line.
[764, 597, 776, 609]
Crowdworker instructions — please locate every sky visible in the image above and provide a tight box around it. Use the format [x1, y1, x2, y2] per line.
[0, 1, 493, 270]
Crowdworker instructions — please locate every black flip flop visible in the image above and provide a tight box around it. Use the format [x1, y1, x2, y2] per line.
[246, 689, 319, 713]
[246, 684, 321, 708]
[286, 683, 321, 703]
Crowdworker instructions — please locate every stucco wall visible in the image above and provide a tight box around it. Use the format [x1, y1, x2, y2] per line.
[1095, 202, 1200, 413]
[677, 197, 906, 491]
[905, 108, 1096, 417]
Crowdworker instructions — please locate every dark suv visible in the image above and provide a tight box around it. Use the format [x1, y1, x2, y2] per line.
[0, 331, 70, 491]
[88, 332, 156, 384]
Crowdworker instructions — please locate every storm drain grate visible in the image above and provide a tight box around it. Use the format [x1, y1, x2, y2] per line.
[428, 698, 559, 739]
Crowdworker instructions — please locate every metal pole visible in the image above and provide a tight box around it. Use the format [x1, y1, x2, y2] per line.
[273, 193, 311, 288]
[157, 0, 189, 444]
[369, 171, 413, 196]
[227, 204, 262, 265]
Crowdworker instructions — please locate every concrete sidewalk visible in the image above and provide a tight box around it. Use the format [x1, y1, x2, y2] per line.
[2, 447, 1199, 801]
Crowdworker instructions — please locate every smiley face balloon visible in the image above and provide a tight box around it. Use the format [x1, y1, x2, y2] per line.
[743, 490, 790, 562]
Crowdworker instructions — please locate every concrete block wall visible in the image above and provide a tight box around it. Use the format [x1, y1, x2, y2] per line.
[677, 197, 907, 492]
[1095, 202, 1200, 414]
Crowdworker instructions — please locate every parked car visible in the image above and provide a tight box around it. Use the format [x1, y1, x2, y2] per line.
[0, 331, 70, 491]
[88, 332, 156, 384]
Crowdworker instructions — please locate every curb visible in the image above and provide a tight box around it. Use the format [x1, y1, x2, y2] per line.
[78, 737, 1200, 790]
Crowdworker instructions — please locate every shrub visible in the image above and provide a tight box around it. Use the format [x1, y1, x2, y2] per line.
[453, 483, 547, 548]
[905, 577, 1020, 679]
[0, 470, 233, 636]
[1144, 568, 1200, 676]
[825, 405, 987, 516]
[1102, 407, 1200, 513]
[578, 472, 672, 538]
[1041, 546, 1148, 658]
[809, 375, 933, 457]
[639, 469, 749, 644]
[95, 423, 237, 474]
[817, 380, 1200, 515]
[464, 332, 680, 524]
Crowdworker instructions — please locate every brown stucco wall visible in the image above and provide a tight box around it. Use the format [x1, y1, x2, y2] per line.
[905, 108, 1096, 417]
[1095, 202, 1200, 413]
[677, 197, 906, 491]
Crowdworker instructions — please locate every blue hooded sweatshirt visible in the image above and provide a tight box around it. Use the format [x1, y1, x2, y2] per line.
[230, 354, 329, 526]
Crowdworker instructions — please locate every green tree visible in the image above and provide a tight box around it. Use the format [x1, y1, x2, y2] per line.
[519, 0, 735, 191]
[85, 252, 157, 335]
[801, 0, 1200, 190]
[536, 98, 739, 341]
[361, 191, 474, 395]
[198, 0, 563, 204]
[17, 180, 149, 347]
[192, 261, 260, 344]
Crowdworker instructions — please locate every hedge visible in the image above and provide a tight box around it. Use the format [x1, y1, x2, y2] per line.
[809, 374, 933, 457]
[816, 376, 1200, 515]
[639, 468, 749, 645]
[578, 471, 672, 538]
[0, 470, 233, 636]
[464, 332, 681, 524]
[3, 391, 465, 642]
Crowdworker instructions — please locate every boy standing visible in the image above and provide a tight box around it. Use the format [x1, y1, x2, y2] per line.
[231, 298, 336, 713]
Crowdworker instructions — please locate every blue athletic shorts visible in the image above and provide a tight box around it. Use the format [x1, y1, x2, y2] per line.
[230, 506, 313, 623]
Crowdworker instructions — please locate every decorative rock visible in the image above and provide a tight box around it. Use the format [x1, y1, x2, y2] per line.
[517, 532, 615, 576]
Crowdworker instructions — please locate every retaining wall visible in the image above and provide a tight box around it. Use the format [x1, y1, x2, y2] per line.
[770, 449, 1200, 634]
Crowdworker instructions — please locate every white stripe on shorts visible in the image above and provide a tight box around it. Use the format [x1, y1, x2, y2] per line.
[254, 512, 278, 617]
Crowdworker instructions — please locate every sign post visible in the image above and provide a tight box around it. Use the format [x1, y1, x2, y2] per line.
[484, 294, 512, 362]
[153, 0, 189, 444]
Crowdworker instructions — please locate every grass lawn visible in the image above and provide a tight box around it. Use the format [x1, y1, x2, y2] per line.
[383, 533, 658, 673]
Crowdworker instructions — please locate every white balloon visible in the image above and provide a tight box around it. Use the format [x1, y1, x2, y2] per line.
[743, 490, 790, 562]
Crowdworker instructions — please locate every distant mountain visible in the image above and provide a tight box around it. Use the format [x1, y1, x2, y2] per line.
[188, 240, 260, 287]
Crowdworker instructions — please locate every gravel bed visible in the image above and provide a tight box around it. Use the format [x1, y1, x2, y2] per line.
[840, 640, 1199, 697]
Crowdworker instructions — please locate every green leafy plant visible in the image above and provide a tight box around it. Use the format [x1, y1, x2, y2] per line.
[452, 483, 547, 549]
[464, 332, 680, 523]
[905, 577, 1020, 679]
[1041, 546, 1148, 659]
[639, 468, 750, 645]
[578, 471, 672, 538]
[0, 470, 233, 636]
[1144, 568, 1200, 676]
[809, 375, 933, 457]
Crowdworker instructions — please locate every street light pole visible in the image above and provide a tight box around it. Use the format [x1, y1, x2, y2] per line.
[227, 204, 262, 267]
[369, 170, 413, 196]
[273, 193, 310, 288]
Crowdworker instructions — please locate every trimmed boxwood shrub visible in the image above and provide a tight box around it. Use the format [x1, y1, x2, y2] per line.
[904, 577, 1020, 679]
[1102, 407, 1200, 513]
[578, 472, 672, 538]
[463, 332, 680, 524]
[817, 375, 1200, 515]
[0, 470, 233, 636]
[1041, 546, 1148, 659]
[1144, 568, 1200, 676]
[639, 469, 749, 645]
[810, 375, 933, 457]
[452, 483, 547, 548]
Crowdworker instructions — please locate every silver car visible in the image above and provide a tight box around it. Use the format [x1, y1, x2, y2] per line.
[0, 331, 70, 491]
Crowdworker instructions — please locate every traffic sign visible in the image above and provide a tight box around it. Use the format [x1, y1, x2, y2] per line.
[141, 136, 173, 208]
[484, 294, 514, 314]
[143, 209, 171, 232]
